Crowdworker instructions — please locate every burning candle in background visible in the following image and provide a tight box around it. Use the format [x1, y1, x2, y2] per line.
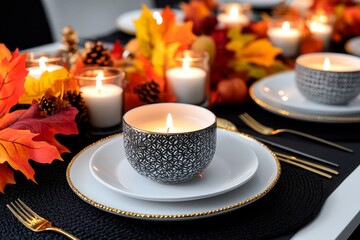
[307, 12, 333, 50]
[166, 50, 209, 105]
[267, 18, 303, 57]
[217, 3, 251, 28]
[75, 67, 125, 129]
[26, 56, 63, 79]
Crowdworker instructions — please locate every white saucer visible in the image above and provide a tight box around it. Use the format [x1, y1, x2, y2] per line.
[89, 132, 259, 202]
[250, 71, 360, 122]
[67, 129, 280, 221]
[116, 8, 184, 35]
[345, 36, 360, 57]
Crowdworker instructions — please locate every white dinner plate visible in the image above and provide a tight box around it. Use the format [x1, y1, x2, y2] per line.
[116, 8, 184, 35]
[67, 129, 280, 221]
[250, 71, 360, 122]
[237, 0, 282, 8]
[345, 36, 360, 57]
[89, 133, 259, 202]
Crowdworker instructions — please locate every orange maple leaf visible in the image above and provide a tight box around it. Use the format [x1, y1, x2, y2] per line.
[0, 128, 62, 182]
[164, 21, 197, 49]
[0, 163, 16, 193]
[0, 44, 28, 118]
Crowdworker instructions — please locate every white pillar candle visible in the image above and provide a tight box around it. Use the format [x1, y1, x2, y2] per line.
[26, 57, 63, 79]
[80, 72, 123, 128]
[166, 62, 207, 105]
[309, 22, 332, 50]
[267, 21, 301, 57]
[217, 4, 250, 28]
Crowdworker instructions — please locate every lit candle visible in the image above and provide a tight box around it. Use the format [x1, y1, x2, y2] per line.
[308, 56, 357, 71]
[80, 71, 123, 128]
[166, 58, 207, 104]
[267, 21, 301, 57]
[26, 57, 63, 79]
[152, 11, 163, 25]
[309, 22, 332, 50]
[217, 4, 250, 28]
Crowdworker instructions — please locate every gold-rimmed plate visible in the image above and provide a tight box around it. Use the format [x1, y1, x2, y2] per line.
[89, 132, 258, 202]
[66, 129, 280, 221]
[250, 71, 360, 123]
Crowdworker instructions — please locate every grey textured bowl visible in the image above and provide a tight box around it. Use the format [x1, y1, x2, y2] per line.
[295, 53, 360, 105]
[123, 103, 217, 184]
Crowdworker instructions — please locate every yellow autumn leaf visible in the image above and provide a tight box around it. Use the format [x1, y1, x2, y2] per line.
[19, 68, 69, 104]
[236, 39, 282, 67]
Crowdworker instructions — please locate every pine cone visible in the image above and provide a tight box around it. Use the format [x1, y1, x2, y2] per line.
[62, 26, 79, 56]
[83, 41, 114, 66]
[134, 80, 160, 104]
[38, 94, 63, 117]
[63, 90, 90, 134]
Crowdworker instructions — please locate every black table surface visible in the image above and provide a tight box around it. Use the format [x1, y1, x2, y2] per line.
[1, 98, 360, 240]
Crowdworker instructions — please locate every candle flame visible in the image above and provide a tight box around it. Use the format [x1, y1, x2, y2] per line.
[165, 113, 174, 133]
[39, 57, 48, 71]
[282, 21, 290, 31]
[229, 6, 239, 18]
[96, 71, 104, 94]
[153, 11, 163, 25]
[323, 57, 331, 71]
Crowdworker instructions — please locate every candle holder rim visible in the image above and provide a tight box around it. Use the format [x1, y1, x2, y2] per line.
[73, 66, 125, 80]
[122, 102, 217, 134]
[296, 52, 360, 72]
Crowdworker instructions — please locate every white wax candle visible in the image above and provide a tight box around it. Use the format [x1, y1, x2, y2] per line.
[308, 63, 356, 72]
[166, 67, 207, 104]
[267, 22, 301, 57]
[310, 22, 332, 50]
[81, 84, 123, 128]
[217, 13, 249, 28]
[26, 64, 63, 79]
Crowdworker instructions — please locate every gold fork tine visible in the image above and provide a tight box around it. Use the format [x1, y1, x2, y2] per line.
[239, 113, 354, 153]
[7, 199, 79, 240]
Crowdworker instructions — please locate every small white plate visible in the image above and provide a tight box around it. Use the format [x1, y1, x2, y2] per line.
[67, 129, 280, 221]
[89, 133, 259, 202]
[345, 36, 360, 57]
[250, 71, 360, 122]
[116, 8, 184, 35]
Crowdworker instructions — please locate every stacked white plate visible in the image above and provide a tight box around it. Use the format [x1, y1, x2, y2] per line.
[250, 71, 360, 123]
[66, 129, 280, 220]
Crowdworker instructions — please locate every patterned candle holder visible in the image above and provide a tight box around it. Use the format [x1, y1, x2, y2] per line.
[123, 103, 217, 184]
[296, 52, 360, 105]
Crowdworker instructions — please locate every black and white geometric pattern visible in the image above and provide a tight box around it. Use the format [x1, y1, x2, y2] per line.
[296, 64, 360, 105]
[123, 122, 217, 184]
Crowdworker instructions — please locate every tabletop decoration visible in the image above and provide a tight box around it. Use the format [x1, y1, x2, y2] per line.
[306, 11, 333, 51]
[295, 52, 360, 105]
[74, 67, 125, 130]
[165, 49, 210, 105]
[0, 43, 79, 194]
[123, 103, 217, 184]
[217, 3, 251, 29]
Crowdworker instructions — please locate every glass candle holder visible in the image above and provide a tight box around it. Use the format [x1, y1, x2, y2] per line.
[267, 17, 304, 57]
[26, 51, 66, 79]
[74, 67, 126, 134]
[165, 50, 210, 107]
[217, 3, 252, 28]
[306, 11, 334, 51]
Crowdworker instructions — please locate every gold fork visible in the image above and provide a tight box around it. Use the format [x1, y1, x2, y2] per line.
[239, 113, 353, 153]
[7, 199, 79, 240]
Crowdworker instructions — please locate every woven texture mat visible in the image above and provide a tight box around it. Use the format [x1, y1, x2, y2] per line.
[0, 155, 326, 240]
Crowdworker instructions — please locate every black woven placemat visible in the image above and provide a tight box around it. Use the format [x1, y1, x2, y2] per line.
[0, 143, 326, 240]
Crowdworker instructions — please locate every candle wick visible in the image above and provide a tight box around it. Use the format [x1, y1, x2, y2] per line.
[167, 127, 170, 133]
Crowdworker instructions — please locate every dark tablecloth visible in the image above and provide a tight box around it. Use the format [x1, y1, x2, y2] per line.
[1, 100, 360, 240]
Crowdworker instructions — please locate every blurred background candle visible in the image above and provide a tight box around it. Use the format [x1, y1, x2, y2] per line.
[75, 67, 125, 129]
[267, 18, 302, 57]
[217, 3, 251, 28]
[166, 50, 209, 105]
[307, 12, 333, 51]
[26, 52, 65, 78]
